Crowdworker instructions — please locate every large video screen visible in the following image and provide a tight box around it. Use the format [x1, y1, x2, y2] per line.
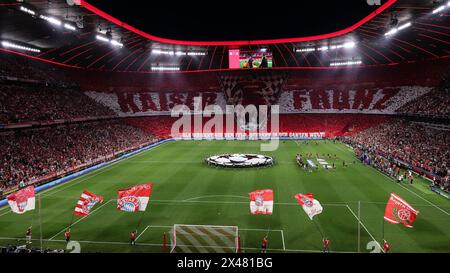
[229, 49, 273, 69]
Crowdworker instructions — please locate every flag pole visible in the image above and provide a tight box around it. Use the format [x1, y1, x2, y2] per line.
[357, 201, 361, 253]
[38, 193, 43, 252]
[312, 218, 325, 238]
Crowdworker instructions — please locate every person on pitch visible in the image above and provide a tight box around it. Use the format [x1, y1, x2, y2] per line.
[26, 226, 32, 245]
[65, 228, 71, 243]
[261, 236, 268, 253]
[383, 239, 390, 253]
[322, 237, 330, 253]
[130, 230, 137, 246]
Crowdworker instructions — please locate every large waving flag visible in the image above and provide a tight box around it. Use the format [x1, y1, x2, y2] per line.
[249, 189, 273, 215]
[8, 186, 35, 214]
[384, 192, 419, 228]
[74, 190, 104, 217]
[117, 183, 153, 212]
[294, 193, 323, 220]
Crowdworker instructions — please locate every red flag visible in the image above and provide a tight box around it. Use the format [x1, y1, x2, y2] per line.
[384, 192, 419, 228]
[7, 186, 35, 214]
[74, 190, 104, 217]
[249, 189, 273, 215]
[117, 183, 153, 212]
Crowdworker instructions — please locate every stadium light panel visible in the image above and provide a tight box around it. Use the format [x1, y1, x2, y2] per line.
[96, 35, 110, 42]
[295, 47, 315, 52]
[110, 40, 123, 47]
[187, 52, 206, 56]
[1, 41, 40, 53]
[329, 60, 362, 67]
[432, 5, 446, 14]
[151, 66, 180, 71]
[384, 22, 411, 37]
[39, 15, 62, 26]
[64, 23, 76, 31]
[152, 49, 174, 55]
[317, 46, 329, 51]
[20, 6, 35, 16]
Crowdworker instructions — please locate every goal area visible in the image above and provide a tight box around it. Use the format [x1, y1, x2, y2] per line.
[169, 224, 239, 253]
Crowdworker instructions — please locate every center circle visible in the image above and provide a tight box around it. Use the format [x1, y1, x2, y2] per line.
[205, 154, 274, 168]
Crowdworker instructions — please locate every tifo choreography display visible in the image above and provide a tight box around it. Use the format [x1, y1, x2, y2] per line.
[206, 154, 274, 168]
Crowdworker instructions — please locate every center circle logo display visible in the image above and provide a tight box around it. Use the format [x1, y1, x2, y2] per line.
[206, 154, 274, 168]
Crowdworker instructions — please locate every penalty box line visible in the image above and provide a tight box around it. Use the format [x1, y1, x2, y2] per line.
[136, 225, 286, 251]
[345, 205, 384, 253]
[48, 199, 114, 240]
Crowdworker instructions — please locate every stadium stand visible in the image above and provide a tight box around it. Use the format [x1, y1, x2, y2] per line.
[343, 119, 449, 191]
[0, 120, 157, 192]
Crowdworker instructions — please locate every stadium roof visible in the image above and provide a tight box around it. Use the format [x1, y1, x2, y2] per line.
[0, 0, 449, 72]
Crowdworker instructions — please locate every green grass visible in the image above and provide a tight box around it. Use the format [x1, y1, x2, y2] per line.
[0, 140, 449, 253]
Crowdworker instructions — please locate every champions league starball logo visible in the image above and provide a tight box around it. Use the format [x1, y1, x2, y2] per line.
[118, 196, 141, 212]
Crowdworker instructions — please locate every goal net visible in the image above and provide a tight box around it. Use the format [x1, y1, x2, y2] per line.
[170, 224, 239, 253]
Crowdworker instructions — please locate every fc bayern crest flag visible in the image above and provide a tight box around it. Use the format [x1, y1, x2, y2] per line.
[294, 193, 323, 220]
[7, 185, 35, 214]
[384, 192, 419, 228]
[249, 189, 273, 215]
[117, 183, 153, 212]
[74, 190, 104, 217]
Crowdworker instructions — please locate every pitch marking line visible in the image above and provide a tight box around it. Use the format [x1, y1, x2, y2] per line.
[38, 141, 171, 199]
[378, 171, 450, 217]
[136, 225, 286, 250]
[345, 205, 384, 253]
[183, 195, 248, 202]
[48, 199, 113, 240]
[0, 237, 350, 253]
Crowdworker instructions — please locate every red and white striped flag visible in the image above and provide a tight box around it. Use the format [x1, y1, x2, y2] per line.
[74, 190, 104, 217]
[249, 189, 274, 215]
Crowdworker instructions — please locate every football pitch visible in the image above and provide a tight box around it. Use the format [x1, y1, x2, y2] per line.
[0, 140, 449, 253]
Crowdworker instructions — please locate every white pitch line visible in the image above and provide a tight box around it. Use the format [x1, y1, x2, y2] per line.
[397, 182, 450, 216]
[48, 199, 113, 240]
[150, 199, 348, 206]
[280, 229, 286, 251]
[135, 225, 151, 241]
[0, 210, 11, 217]
[183, 195, 249, 202]
[345, 205, 384, 253]
[0, 236, 353, 252]
[378, 171, 450, 217]
[37, 141, 170, 199]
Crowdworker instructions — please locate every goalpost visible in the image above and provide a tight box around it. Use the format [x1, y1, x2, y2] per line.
[169, 224, 239, 253]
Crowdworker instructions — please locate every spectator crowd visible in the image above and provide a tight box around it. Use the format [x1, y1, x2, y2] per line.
[0, 120, 157, 192]
[0, 83, 115, 124]
[343, 119, 449, 192]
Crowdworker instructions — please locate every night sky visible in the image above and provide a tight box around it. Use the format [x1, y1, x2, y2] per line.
[87, 0, 384, 41]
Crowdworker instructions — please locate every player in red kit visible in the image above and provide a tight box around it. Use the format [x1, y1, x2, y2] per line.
[383, 240, 390, 253]
[64, 228, 71, 243]
[261, 236, 268, 253]
[130, 230, 137, 246]
[322, 238, 330, 253]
